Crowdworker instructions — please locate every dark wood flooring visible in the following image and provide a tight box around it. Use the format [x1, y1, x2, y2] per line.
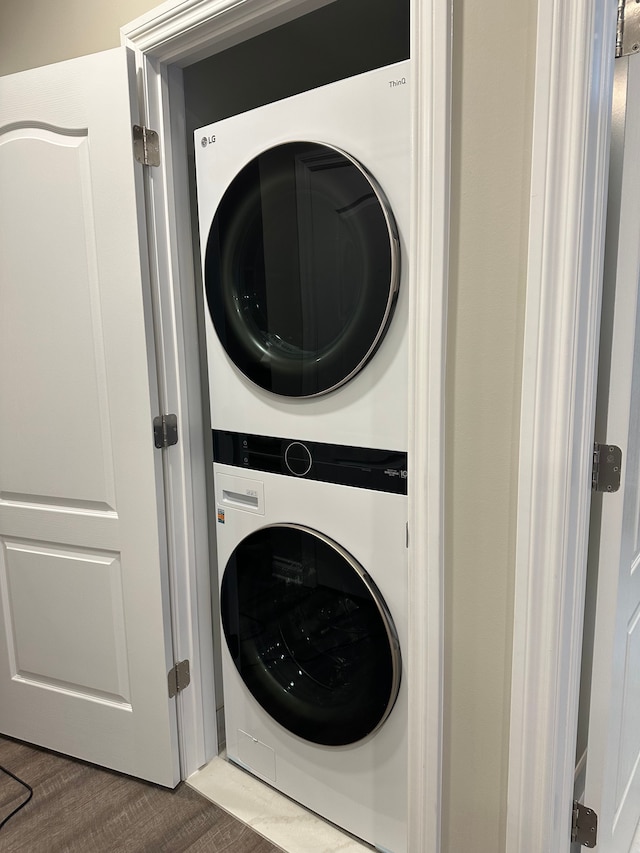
[0, 736, 284, 853]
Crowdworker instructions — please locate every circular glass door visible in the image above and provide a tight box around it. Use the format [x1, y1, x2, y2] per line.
[220, 524, 401, 746]
[204, 142, 400, 398]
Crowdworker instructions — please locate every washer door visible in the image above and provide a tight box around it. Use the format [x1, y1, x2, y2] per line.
[204, 142, 400, 398]
[220, 524, 401, 746]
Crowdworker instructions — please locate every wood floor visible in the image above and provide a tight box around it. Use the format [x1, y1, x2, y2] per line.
[0, 736, 283, 853]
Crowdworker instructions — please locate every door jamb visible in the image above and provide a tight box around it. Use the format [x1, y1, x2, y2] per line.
[122, 0, 451, 849]
[506, 2, 616, 852]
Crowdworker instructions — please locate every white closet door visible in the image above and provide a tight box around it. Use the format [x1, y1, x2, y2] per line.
[0, 47, 180, 786]
[583, 54, 640, 851]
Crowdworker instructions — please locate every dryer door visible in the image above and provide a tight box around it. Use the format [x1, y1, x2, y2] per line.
[220, 524, 401, 746]
[204, 142, 399, 398]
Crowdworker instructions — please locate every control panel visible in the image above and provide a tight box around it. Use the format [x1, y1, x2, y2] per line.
[213, 430, 408, 495]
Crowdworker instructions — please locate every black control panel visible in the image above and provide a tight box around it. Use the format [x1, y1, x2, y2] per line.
[213, 430, 408, 495]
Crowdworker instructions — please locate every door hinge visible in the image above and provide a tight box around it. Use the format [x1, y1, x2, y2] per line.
[616, 0, 640, 58]
[592, 442, 622, 492]
[133, 124, 160, 167]
[153, 414, 178, 449]
[572, 800, 598, 847]
[168, 659, 190, 698]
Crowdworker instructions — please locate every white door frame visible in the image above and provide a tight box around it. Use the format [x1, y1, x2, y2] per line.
[121, 1, 451, 850]
[506, 2, 617, 852]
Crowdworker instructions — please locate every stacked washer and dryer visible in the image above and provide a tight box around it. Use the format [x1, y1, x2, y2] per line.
[195, 59, 411, 853]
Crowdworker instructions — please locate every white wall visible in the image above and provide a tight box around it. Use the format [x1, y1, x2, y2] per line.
[444, 1, 536, 850]
[0, 1, 538, 850]
[0, 0, 160, 76]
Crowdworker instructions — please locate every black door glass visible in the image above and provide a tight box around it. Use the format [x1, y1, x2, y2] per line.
[204, 142, 399, 397]
[221, 525, 401, 746]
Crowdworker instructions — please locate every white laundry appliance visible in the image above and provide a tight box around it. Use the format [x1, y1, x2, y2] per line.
[213, 430, 408, 853]
[195, 60, 411, 451]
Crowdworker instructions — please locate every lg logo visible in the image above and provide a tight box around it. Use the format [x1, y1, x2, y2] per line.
[201, 134, 216, 147]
